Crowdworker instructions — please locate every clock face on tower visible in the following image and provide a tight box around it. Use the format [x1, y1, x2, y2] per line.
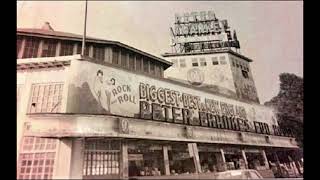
[187, 68, 204, 86]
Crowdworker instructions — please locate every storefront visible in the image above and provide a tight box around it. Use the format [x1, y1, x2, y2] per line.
[18, 56, 301, 179]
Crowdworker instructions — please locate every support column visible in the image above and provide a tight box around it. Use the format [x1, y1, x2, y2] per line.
[55, 41, 61, 56]
[215, 149, 226, 172]
[70, 138, 84, 179]
[220, 149, 226, 164]
[53, 138, 73, 179]
[293, 151, 303, 175]
[37, 40, 44, 57]
[89, 45, 94, 58]
[73, 43, 78, 55]
[104, 47, 112, 63]
[18, 38, 26, 59]
[163, 146, 170, 175]
[188, 143, 202, 173]
[261, 150, 270, 169]
[120, 140, 128, 180]
[241, 150, 248, 169]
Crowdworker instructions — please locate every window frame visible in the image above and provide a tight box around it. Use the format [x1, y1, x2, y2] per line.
[77, 44, 90, 56]
[83, 139, 120, 177]
[23, 37, 40, 58]
[135, 55, 142, 72]
[192, 58, 199, 67]
[199, 58, 207, 66]
[18, 137, 58, 180]
[93, 45, 105, 61]
[242, 70, 249, 79]
[17, 37, 23, 58]
[41, 39, 57, 58]
[143, 58, 149, 73]
[154, 63, 161, 77]
[149, 61, 155, 75]
[59, 41, 74, 56]
[28, 82, 64, 114]
[120, 50, 128, 68]
[179, 59, 186, 68]
[212, 57, 219, 65]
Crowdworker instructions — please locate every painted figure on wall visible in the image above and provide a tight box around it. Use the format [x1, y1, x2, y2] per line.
[93, 70, 114, 113]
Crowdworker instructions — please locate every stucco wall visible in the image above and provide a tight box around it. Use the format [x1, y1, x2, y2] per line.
[164, 53, 236, 94]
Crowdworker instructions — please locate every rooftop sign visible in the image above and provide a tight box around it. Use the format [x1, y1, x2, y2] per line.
[170, 11, 240, 53]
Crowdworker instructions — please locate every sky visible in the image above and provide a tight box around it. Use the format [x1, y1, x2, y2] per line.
[17, 1, 303, 104]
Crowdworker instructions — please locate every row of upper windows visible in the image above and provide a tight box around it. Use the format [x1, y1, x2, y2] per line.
[17, 37, 102, 60]
[111, 48, 163, 77]
[17, 36, 164, 78]
[171, 56, 227, 68]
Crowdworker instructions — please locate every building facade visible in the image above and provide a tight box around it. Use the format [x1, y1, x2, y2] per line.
[17, 21, 302, 179]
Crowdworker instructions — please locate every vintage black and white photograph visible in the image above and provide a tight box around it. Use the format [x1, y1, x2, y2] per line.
[17, 1, 303, 179]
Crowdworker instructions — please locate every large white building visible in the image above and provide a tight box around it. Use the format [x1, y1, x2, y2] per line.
[16, 18, 301, 179]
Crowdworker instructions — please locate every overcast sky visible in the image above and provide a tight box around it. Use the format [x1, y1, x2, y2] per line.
[17, 1, 303, 103]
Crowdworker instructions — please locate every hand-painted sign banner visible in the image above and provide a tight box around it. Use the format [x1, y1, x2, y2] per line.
[67, 60, 292, 137]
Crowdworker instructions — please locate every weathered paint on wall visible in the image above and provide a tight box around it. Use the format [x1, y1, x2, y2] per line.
[23, 114, 297, 148]
[228, 54, 259, 103]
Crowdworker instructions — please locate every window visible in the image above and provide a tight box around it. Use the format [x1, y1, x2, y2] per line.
[41, 39, 57, 57]
[112, 48, 119, 65]
[60, 41, 74, 56]
[232, 59, 236, 67]
[93, 45, 105, 61]
[17, 37, 22, 58]
[219, 56, 227, 65]
[18, 137, 57, 180]
[23, 37, 40, 58]
[200, 58, 207, 66]
[129, 53, 135, 70]
[77, 44, 90, 56]
[150, 62, 155, 75]
[212, 57, 219, 65]
[219, 56, 226, 60]
[136, 56, 142, 71]
[192, 58, 199, 67]
[155, 63, 161, 77]
[29, 83, 63, 113]
[83, 139, 120, 177]
[121, 50, 128, 68]
[242, 70, 249, 79]
[179, 59, 186, 68]
[143, 58, 149, 73]
[171, 59, 178, 68]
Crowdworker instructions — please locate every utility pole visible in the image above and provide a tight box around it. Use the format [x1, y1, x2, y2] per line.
[81, 0, 88, 56]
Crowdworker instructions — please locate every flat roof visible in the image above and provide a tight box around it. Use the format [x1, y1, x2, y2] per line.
[162, 49, 253, 62]
[17, 28, 173, 68]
